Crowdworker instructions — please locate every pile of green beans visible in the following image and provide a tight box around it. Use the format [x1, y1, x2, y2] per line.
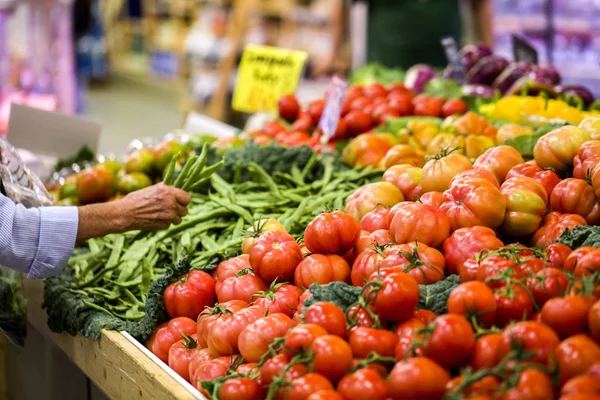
[63, 158, 381, 321]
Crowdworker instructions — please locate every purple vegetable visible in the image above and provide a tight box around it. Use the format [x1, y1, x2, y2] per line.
[507, 75, 558, 97]
[404, 64, 437, 93]
[466, 55, 510, 86]
[534, 65, 561, 85]
[492, 61, 534, 94]
[442, 65, 463, 81]
[462, 84, 496, 98]
[556, 84, 595, 107]
[459, 44, 494, 72]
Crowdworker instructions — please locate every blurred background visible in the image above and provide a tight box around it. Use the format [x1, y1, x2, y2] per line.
[1, 0, 599, 154]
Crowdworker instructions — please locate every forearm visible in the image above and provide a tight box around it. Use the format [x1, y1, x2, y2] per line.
[76, 200, 131, 242]
[472, 0, 494, 46]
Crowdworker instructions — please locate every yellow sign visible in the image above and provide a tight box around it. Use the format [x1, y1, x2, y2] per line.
[232, 45, 308, 114]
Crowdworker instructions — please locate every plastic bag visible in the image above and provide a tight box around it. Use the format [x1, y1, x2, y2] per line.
[0, 137, 54, 345]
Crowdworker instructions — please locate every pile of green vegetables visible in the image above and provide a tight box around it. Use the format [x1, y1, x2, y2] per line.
[43, 143, 381, 341]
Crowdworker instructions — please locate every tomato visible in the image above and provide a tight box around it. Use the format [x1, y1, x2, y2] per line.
[526, 267, 569, 307]
[500, 321, 560, 365]
[495, 123, 535, 144]
[502, 368, 554, 400]
[346, 305, 380, 332]
[345, 181, 404, 222]
[440, 178, 506, 231]
[421, 314, 475, 369]
[380, 241, 445, 284]
[348, 327, 398, 358]
[342, 133, 399, 168]
[447, 281, 497, 327]
[353, 229, 392, 259]
[592, 164, 600, 199]
[311, 335, 353, 382]
[219, 377, 264, 400]
[259, 354, 308, 387]
[506, 161, 561, 197]
[307, 390, 344, 400]
[387, 357, 450, 400]
[303, 302, 347, 338]
[252, 283, 302, 317]
[494, 285, 534, 327]
[307, 99, 326, 125]
[281, 373, 334, 400]
[278, 95, 301, 123]
[551, 178, 600, 224]
[249, 230, 303, 283]
[151, 317, 197, 363]
[562, 375, 600, 397]
[420, 191, 444, 209]
[290, 113, 313, 132]
[472, 145, 524, 185]
[364, 83, 388, 98]
[191, 356, 232, 392]
[238, 313, 292, 362]
[590, 300, 600, 342]
[196, 300, 246, 348]
[294, 254, 350, 288]
[450, 168, 500, 188]
[421, 150, 473, 193]
[207, 305, 265, 356]
[304, 211, 361, 255]
[441, 98, 468, 117]
[359, 206, 391, 232]
[351, 248, 386, 286]
[76, 166, 114, 204]
[284, 323, 328, 356]
[187, 348, 213, 383]
[241, 219, 287, 255]
[534, 125, 591, 171]
[531, 211, 587, 248]
[543, 243, 573, 268]
[164, 270, 216, 320]
[500, 176, 548, 237]
[264, 121, 288, 137]
[343, 110, 372, 136]
[388, 96, 414, 117]
[556, 334, 600, 385]
[388, 202, 450, 248]
[337, 368, 388, 400]
[381, 144, 425, 169]
[382, 164, 423, 201]
[217, 268, 267, 304]
[476, 253, 526, 289]
[278, 131, 313, 147]
[541, 295, 593, 339]
[364, 271, 419, 322]
[469, 333, 504, 370]
[415, 97, 444, 117]
[213, 255, 251, 290]
[442, 226, 503, 276]
[564, 247, 600, 277]
[168, 334, 202, 381]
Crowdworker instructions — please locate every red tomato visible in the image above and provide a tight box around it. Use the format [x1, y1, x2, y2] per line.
[574, 140, 600, 178]
[337, 368, 388, 400]
[551, 178, 600, 224]
[541, 295, 593, 338]
[543, 243, 573, 268]
[259, 353, 308, 387]
[216, 269, 267, 304]
[207, 305, 265, 356]
[364, 83, 388, 98]
[196, 300, 246, 348]
[76, 166, 114, 204]
[290, 113, 313, 132]
[422, 314, 475, 369]
[502, 368, 554, 400]
[590, 300, 600, 342]
[469, 333, 504, 370]
[238, 313, 292, 362]
[284, 323, 328, 357]
[307, 391, 344, 400]
[282, 373, 334, 400]
[441, 226, 503, 276]
[311, 335, 353, 382]
[277, 131, 312, 147]
[278, 95, 301, 123]
[151, 317, 197, 363]
[449, 168, 500, 188]
[351, 248, 386, 286]
[564, 247, 600, 277]
[494, 285, 534, 327]
[344, 110, 373, 136]
[526, 267, 569, 307]
[387, 357, 450, 400]
[359, 206, 391, 232]
[347, 304, 379, 331]
[353, 229, 394, 258]
[440, 177, 506, 231]
[562, 376, 600, 399]
[164, 271, 216, 320]
[420, 191, 444, 209]
[388, 95, 414, 116]
[364, 271, 419, 322]
[348, 327, 399, 358]
[382, 164, 424, 201]
[191, 356, 232, 392]
[307, 99, 326, 125]
[421, 150, 473, 193]
[556, 334, 600, 385]
[441, 98, 468, 117]
[500, 321, 560, 365]
[252, 283, 302, 317]
[249, 230, 303, 283]
[330, 118, 348, 141]
[264, 121, 288, 137]
[187, 348, 213, 383]
[304, 211, 361, 255]
[506, 161, 561, 197]
[167, 334, 202, 382]
[219, 377, 264, 400]
[212, 254, 251, 290]
[473, 145, 525, 184]
[531, 211, 587, 248]
[350, 96, 371, 111]
[447, 281, 497, 327]
[294, 254, 350, 288]
[345, 181, 404, 221]
[414, 97, 443, 117]
[304, 302, 347, 338]
[389, 202, 450, 248]
[380, 241, 445, 284]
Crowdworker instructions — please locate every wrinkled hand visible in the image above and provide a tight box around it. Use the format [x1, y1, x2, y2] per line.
[120, 183, 191, 231]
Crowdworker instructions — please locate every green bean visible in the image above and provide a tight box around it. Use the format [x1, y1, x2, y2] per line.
[209, 195, 254, 224]
[105, 235, 125, 269]
[163, 154, 178, 185]
[173, 155, 198, 188]
[198, 160, 225, 180]
[182, 145, 209, 190]
[210, 174, 235, 197]
[156, 208, 231, 240]
[232, 217, 245, 239]
[248, 162, 280, 196]
[300, 153, 318, 182]
[200, 235, 219, 252]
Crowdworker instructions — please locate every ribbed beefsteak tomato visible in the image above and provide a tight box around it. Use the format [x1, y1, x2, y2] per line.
[304, 211, 361, 255]
[249, 230, 303, 283]
[389, 202, 450, 248]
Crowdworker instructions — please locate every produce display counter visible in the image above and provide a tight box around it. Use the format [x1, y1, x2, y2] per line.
[15, 280, 195, 400]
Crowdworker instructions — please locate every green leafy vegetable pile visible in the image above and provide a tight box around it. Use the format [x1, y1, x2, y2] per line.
[556, 226, 600, 250]
[0, 266, 27, 345]
[43, 145, 381, 341]
[53, 145, 95, 172]
[349, 63, 405, 85]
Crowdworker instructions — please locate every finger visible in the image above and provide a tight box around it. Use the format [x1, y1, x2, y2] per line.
[172, 215, 182, 225]
[172, 187, 192, 206]
[175, 203, 188, 217]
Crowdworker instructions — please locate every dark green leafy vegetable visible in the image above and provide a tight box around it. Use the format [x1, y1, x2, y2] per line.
[416, 274, 460, 315]
[0, 266, 27, 346]
[556, 226, 600, 250]
[53, 145, 95, 172]
[423, 78, 463, 99]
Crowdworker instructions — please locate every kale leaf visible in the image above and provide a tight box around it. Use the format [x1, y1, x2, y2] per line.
[417, 274, 460, 315]
[556, 225, 600, 250]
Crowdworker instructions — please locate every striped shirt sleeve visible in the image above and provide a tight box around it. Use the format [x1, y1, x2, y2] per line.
[0, 194, 78, 279]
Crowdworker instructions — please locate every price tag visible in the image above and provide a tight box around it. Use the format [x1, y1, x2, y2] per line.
[512, 34, 539, 64]
[318, 75, 348, 144]
[232, 45, 308, 114]
[441, 37, 464, 83]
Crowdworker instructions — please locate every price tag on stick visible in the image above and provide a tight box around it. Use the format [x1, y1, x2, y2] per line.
[318, 75, 348, 145]
[232, 45, 308, 114]
[441, 37, 465, 84]
[512, 34, 539, 65]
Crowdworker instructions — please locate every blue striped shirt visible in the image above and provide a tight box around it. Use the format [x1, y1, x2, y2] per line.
[0, 193, 78, 279]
